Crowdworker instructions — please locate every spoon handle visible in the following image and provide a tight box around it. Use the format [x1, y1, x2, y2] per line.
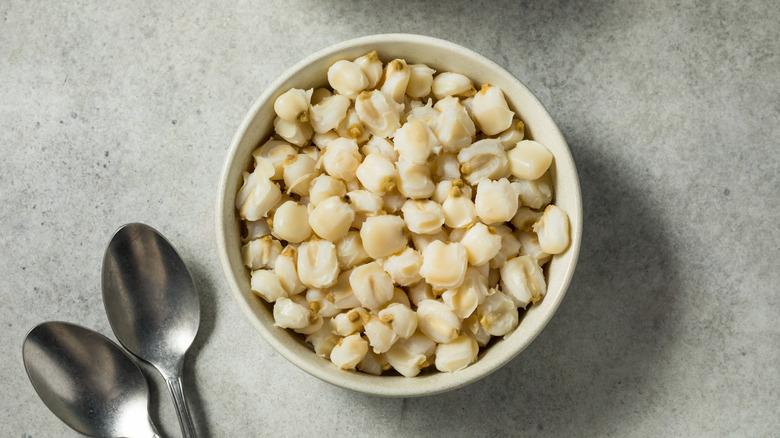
[166, 376, 197, 438]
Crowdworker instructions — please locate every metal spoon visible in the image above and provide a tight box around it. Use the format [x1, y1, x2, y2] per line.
[102, 223, 200, 438]
[23, 321, 161, 438]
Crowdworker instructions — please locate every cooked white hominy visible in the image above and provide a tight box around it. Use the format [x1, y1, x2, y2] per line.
[310, 87, 333, 105]
[462, 313, 492, 347]
[274, 246, 306, 295]
[236, 170, 282, 221]
[306, 288, 340, 318]
[474, 178, 518, 224]
[507, 139, 553, 181]
[378, 303, 418, 339]
[356, 153, 398, 195]
[253, 139, 296, 180]
[320, 137, 362, 181]
[511, 206, 544, 231]
[433, 98, 476, 152]
[401, 199, 445, 235]
[273, 116, 313, 147]
[457, 138, 509, 185]
[274, 88, 312, 123]
[500, 255, 546, 308]
[361, 136, 398, 161]
[355, 90, 403, 138]
[300, 146, 320, 163]
[349, 261, 394, 310]
[410, 229, 449, 253]
[327, 269, 362, 309]
[460, 222, 502, 266]
[312, 130, 339, 149]
[441, 268, 488, 319]
[389, 287, 412, 308]
[308, 174, 347, 207]
[420, 241, 468, 289]
[354, 51, 383, 89]
[242, 235, 282, 270]
[237, 51, 571, 377]
[497, 119, 525, 150]
[357, 350, 389, 375]
[345, 189, 383, 216]
[431, 72, 476, 100]
[447, 226, 467, 243]
[393, 118, 440, 165]
[489, 224, 523, 269]
[381, 247, 423, 286]
[407, 280, 434, 307]
[471, 84, 514, 135]
[290, 297, 324, 335]
[359, 214, 408, 259]
[308, 196, 354, 242]
[385, 332, 436, 377]
[515, 230, 552, 266]
[273, 201, 311, 243]
[309, 94, 351, 134]
[330, 333, 369, 370]
[476, 290, 518, 337]
[335, 108, 370, 144]
[434, 334, 479, 373]
[250, 269, 288, 302]
[380, 59, 411, 103]
[327, 60, 369, 99]
[474, 256, 491, 279]
[272, 296, 312, 330]
[416, 299, 460, 344]
[335, 230, 372, 270]
[380, 190, 407, 214]
[511, 172, 553, 209]
[331, 308, 366, 336]
[396, 157, 436, 199]
[305, 320, 340, 357]
[442, 186, 477, 229]
[296, 239, 339, 289]
[363, 314, 399, 354]
[430, 152, 461, 182]
[404, 99, 439, 129]
[282, 153, 318, 196]
[432, 178, 471, 204]
[533, 204, 570, 255]
[243, 219, 271, 242]
[406, 64, 436, 98]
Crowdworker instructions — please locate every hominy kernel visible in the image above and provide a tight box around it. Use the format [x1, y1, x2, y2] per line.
[434, 334, 479, 373]
[472, 84, 514, 135]
[507, 140, 553, 181]
[406, 64, 436, 98]
[274, 88, 312, 123]
[330, 333, 369, 370]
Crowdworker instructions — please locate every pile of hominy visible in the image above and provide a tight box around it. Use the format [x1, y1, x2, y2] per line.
[236, 51, 569, 376]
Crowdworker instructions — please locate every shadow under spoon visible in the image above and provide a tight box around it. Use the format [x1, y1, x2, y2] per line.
[102, 223, 200, 438]
[22, 321, 161, 438]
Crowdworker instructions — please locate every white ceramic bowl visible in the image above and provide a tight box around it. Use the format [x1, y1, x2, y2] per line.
[216, 34, 582, 397]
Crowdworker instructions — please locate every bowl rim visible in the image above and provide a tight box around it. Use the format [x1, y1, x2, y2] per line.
[216, 33, 582, 397]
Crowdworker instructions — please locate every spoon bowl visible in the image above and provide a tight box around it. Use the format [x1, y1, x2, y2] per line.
[23, 321, 160, 438]
[102, 223, 200, 437]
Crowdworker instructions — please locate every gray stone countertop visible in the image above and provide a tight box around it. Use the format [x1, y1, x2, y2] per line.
[2, 1, 778, 436]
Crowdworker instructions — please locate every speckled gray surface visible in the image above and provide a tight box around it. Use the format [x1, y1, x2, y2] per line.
[2, 0, 778, 436]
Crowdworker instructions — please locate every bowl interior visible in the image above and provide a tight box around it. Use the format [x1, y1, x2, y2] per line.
[217, 34, 582, 397]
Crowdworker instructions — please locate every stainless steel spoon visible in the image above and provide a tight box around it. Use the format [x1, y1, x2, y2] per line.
[102, 223, 200, 438]
[23, 321, 161, 438]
